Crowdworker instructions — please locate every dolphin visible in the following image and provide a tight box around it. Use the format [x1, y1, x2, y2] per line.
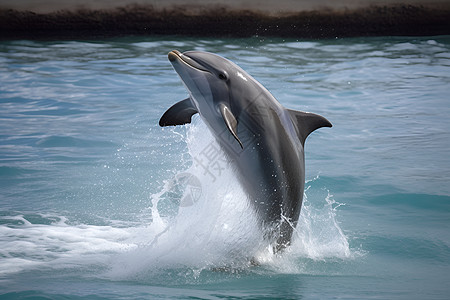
[159, 50, 332, 252]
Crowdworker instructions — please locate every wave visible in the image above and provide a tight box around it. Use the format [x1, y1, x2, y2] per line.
[35, 135, 117, 148]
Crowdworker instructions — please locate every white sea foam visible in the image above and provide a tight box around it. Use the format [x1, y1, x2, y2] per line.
[0, 214, 137, 278]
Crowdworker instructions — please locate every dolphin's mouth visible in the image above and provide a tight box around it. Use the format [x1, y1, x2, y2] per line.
[168, 50, 209, 72]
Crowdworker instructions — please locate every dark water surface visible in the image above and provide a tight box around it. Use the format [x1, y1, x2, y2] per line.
[0, 36, 449, 299]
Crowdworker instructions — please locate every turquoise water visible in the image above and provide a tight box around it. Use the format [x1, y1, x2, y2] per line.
[0, 36, 449, 299]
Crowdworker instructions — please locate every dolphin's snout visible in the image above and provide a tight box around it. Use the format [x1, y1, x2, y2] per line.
[168, 50, 210, 72]
[168, 50, 181, 62]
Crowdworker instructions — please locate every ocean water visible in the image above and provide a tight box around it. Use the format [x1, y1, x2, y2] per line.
[0, 36, 449, 299]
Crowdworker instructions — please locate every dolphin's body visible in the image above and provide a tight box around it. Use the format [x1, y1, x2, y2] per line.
[160, 50, 331, 251]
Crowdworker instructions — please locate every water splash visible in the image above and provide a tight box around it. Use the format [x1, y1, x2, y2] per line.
[0, 118, 352, 282]
[107, 118, 352, 280]
[107, 118, 266, 279]
[293, 177, 351, 260]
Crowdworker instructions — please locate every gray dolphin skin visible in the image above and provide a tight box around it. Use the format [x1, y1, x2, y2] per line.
[160, 50, 332, 252]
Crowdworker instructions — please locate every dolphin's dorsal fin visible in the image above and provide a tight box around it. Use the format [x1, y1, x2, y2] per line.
[288, 109, 332, 146]
[220, 103, 243, 149]
[159, 98, 198, 126]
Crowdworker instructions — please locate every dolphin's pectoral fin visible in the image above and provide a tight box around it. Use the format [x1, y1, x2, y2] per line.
[220, 103, 243, 149]
[288, 109, 332, 145]
[159, 98, 198, 127]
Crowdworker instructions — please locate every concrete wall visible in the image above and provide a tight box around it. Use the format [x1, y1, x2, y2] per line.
[1, 0, 449, 39]
[1, 0, 449, 14]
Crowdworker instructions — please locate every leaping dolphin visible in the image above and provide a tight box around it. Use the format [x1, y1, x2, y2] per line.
[160, 50, 332, 252]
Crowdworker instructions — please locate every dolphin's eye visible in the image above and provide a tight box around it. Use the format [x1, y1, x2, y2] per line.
[218, 72, 228, 81]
